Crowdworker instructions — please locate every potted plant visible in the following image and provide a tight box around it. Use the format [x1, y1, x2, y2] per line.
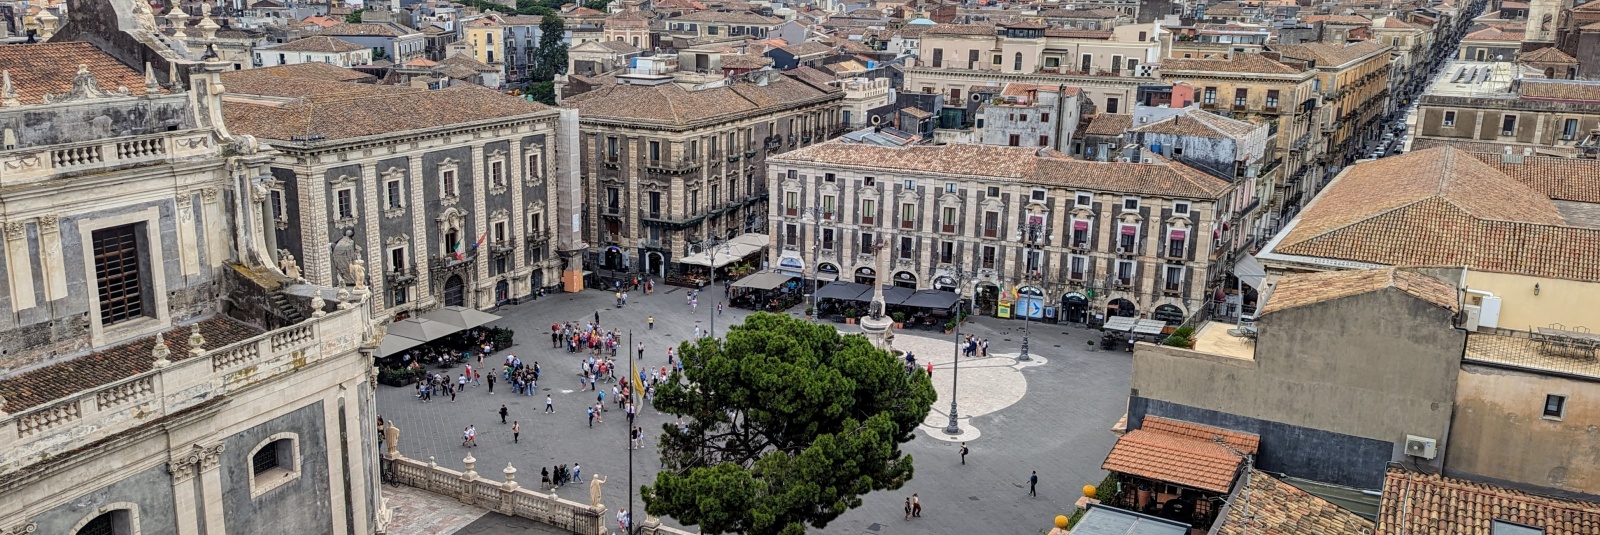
[844, 308, 859, 324]
[804, 306, 815, 320]
[943, 319, 957, 333]
[891, 311, 907, 329]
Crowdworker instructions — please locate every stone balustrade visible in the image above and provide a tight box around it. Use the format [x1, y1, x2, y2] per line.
[382, 452, 699, 535]
[0, 303, 370, 477]
[0, 129, 219, 187]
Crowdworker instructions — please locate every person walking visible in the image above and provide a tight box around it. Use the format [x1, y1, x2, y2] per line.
[1029, 471, 1038, 498]
[462, 426, 471, 447]
[912, 494, 921, 517]
[637, 342, 645, 360]
[960, 442, 969, 465]
[487, 373, 495, 394]
[648, 316, 654, 330]
[545, 395, 554, 414]
[594, 402, 605, 423]
[512, 421, 521, 444]
[717, 302, 723, 316]
[904, 497, 912, 520]
[499, 404, 509, 424]
[587, 405, 595, 428]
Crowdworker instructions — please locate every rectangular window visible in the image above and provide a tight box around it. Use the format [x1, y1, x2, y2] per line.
[785, 224, 798, 246]
[1544, 394, 1567, 419]
[864, 176, 875, 186]
[983, 211, 1000, 238]
[493, 220, 507, 243]
[987, 186, 1000, 197]
[1116, 260, 1135, 285]
[1123, 197, 1140, 211]
[945, 182, 958, 193]
[441, 169, 457, 197]
[1076, 193, 1092, 207]
[932, 48, 943, 68]
[899, 236, 914, 259]
[1233, 88, 1248, 109]
[1174, 202, 1190, 215]
[649, 140, 661, 162]
[824, 172, 836, 182]
[860, 199, 876, 225]
[992, 53, 1002, 65]
[1025, 248, 1042, 272]
[981, 245, 997, 269]
[1167, 229, 1187, 257]
[1111, 55, 1123, 73]
[93, 224, 145, 325]
[1164, 265, 1183, 292]
[822, 228, 835, 250]
[1041, 112, 1050, 122]
[386, 179, 403, 209]
[1072, 219, 1089, 247]
[1008, 134, 1021, 146]
[1563, 118, 1579, 140]
[336, 188, 354, 219]
[942, 207, 957, 233]
[950, 87, 962, 101]
[1203, 87, 1217, 105]
[822, 195, 836, 217]
[1039, 135, 1050, 146]
[901, 203, 916, 229]
[606, 187, 621, 214]
[1070, 255, 1087, 280]
[270, 190, 284, 220]
[860, 231, 874, 254]
[904, 179, 917, 190]
[1106, 97, 1120, 114]
[390, 247, 407, 272]
[490, 160, 505, 187]
[1502, 115, 1517, 136]
[1119, 224, 1138, 251]
[648, 192, 662, 217]
[785, 191, 799, 216]
[1443, 111, 1456, 126]
[1265, 90, 1280, 110]
[606, 136, 619, 160]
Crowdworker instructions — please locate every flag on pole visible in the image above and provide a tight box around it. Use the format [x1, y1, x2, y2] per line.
[473, 232, 488, 250]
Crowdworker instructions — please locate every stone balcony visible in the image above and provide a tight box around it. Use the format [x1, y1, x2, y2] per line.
[0, 129, 220, 187]
[0, 301, 372, 477]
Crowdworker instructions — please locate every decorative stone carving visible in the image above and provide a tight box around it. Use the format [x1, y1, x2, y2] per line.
[336, 288, 355, 309]
[199, 443, 225, 472]
[384, 234, 410, 248]
[279, 252, 303, 280]
[1, 70, 17, 108]
[36, 215, 58, 233]
[589, 474, 607, 508]
[384, 423, 400, 457]
[167, 458, 197, 482]
[189, 324, 207, 357]
[329, 173, 358, 187]
[331, 228, 363, 286]
[200, 188, 220, 202]
[2, 521, 36, 534]
[3, 155, 42, 171]
[151, 332, 172, 368]
[2, 221, 25, 241]
[311, 292, 328, 318]
[45, 65, 124, 103]
[351, 259, 368, 291]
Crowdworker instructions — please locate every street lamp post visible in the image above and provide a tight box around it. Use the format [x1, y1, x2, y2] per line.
[703, 237, 733, 339]
[1016, 220, 1045, 362]
[943, 264, 972, 435]
[802, 207, 827, 322]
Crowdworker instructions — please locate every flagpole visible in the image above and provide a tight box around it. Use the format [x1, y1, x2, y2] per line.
[628, 329, 635, 535]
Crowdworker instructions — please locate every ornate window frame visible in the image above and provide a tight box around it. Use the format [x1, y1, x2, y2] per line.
[248, 432, 301, 499]
[525, 143, 545, 187]
[438, 158, 460, 207]
[487, 149, 508, 195]
[69, 503, 140, 535]
[381, 167, 407, 219]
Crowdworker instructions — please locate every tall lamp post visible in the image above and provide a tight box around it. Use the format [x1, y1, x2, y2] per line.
[702, 237, 735, 339]
[1015, 219, 1046, 362]
[943, 264, 973, 435]
[801, 207, 829, 322]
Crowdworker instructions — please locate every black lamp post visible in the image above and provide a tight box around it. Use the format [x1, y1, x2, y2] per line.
[1016, 220, 1046, 362]
[943, 264, 972, 435]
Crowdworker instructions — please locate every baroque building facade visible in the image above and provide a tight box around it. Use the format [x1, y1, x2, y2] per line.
[768, 142, 1234, 325]
[562, 70, 844, 280]
[0, 29, 383, 535]
[219, 64, 581, 318]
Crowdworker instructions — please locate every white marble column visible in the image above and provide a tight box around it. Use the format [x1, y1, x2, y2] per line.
[198, 444, 227, 535]
[37, 215, 66, 301]
[3, 221, 35, 311]
[167, 456, 201, 535]
[176, 194, 201, 277]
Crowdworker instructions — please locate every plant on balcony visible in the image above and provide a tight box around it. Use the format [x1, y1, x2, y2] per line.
[1161, 325, 1195, 348]
[844, 307, 860, 324]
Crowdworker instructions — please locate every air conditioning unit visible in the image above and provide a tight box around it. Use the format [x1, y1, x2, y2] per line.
[1460, 304, 1482, 331]
[1134, 64, 1156, 77]
[1404, 435, 1437, 460]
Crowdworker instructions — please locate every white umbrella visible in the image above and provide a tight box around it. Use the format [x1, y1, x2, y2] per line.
[420, 306, 502, 330]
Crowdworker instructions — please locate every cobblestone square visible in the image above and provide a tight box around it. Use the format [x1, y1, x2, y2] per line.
[378, 285, 1131, 534]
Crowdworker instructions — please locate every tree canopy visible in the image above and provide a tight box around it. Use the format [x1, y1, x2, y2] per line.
[643, 313, 936, 535]
[527, 14, 568, 83]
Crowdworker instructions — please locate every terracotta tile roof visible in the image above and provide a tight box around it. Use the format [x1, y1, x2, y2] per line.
[1519, 46, 1577, 64]
[1273, 149, 1600, 282]
[1139, 416, 1259, 454]
[1216, 470, 1374, 535]
[1577, 0, 1600, 11]
[1040, 7, 1124, 18]
[564, 72, 837, 125]
[999, 82, 1081, 98]
[1084, 113, 1134, 136]
[1274, 39, 1391, 67]
[778, 40, 836, 57]
[221, 72, 551, 141]
[1471, 153, 1600, 203]
[1465, 26, 1524, 41]
[1519, 79, 1600, 103]
[267, 35, 369, 53]
[668, 10, 782, 25]
[225, 62, 376, 83]
[0, 42, 162, 105]
[1376, 467, 1600, 534]
[1102, 418, 1251, 493]
[1160, 53, 1308, 75]
[1465, 332, 1600, 380]
[721, 53, 772, 69]
[318, 22, 415, 37]
[302, 15, 341, 28]
[1262, 268, 1458, 316]
[1375, 17, 1422, 29]
[926, 23, 996, 36]
[1280, 147, 1565, 247]
[1305, 14, 1373, 24]
[773, 142, 1233, 199]
[1133, 109, 1259, 138]
[0, 317, 264, 413]
[593, 40, 643, 53]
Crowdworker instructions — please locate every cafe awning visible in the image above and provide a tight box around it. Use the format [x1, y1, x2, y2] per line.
[387, 317, 460, 342]
[1103, 316, 1139, 332]
[882, 285, 915, 305]
[731, 271, 796, 291]
[377, 333, 427, 358]
[678, 233, 770, 268]
[902, 289, 960, 310]
[815, 281, 871, 301]
[1133, 318, 1169, 336]
[420, 306, 502, 330]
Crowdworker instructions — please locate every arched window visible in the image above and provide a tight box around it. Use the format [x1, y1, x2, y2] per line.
[1013, 52, 1023, 71]
[249, 433, 302, 498]
[73, 505, 138, 535]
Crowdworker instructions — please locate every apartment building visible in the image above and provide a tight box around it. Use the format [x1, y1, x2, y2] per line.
[1412, 62, 1600, 157]
[907, 21, 1162, 125]
[767, 142, 1234, 325]
[977, 83, 1084, 153]
[1273, 39, 1394, 167]
[562, 70, 845, 280]
[1159, 53, 1322, 230]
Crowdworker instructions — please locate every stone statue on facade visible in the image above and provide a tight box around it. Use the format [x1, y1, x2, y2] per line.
[589, 474, 607, 508]
[350, 259, 368, 291]
[331, 228, 362, 286]
[279, 251, 302, 280]
[384, 423, 400, 457]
